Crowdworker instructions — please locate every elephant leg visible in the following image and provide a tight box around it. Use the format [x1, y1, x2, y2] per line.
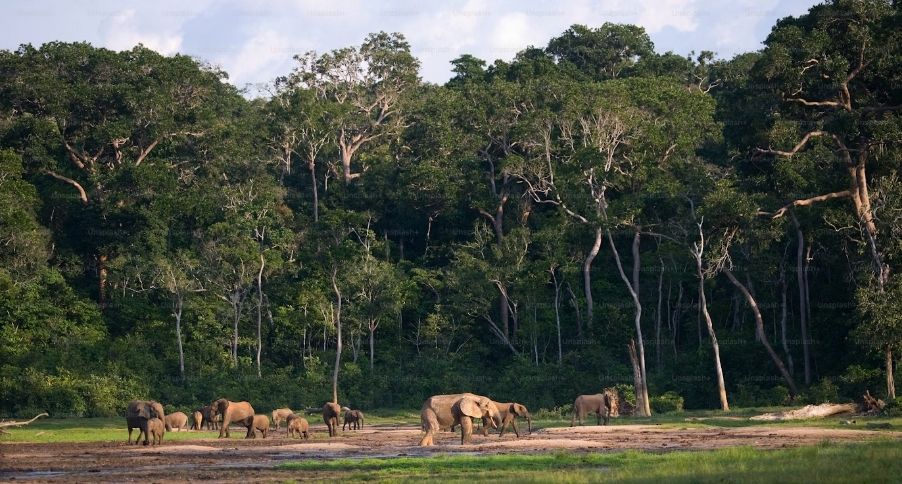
[127, 427, 133, 444]
[460, 417, 473, 445]
[245, 424, 254, 439]
[595, 410, 601, 426]
[499, 416, 509, 438]
[512, 418, 520, 438]
[419, 409, 439, 446]
[219, 417, 230, 438]
[481, 417, 489, 437]
[142, 423, 150, 446]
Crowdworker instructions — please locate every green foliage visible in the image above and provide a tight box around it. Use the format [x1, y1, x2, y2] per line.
[733, 384, 792, 408]
[884, 397, 902, 417]
[650, 391, 685, 413]
[801, 378, 843, 404]
[0, 1, 899, 418]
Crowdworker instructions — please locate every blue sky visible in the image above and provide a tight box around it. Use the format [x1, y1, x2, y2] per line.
[1, 0, 820, 90]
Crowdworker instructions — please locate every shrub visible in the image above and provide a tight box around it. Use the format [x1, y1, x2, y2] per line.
[801, 378, 842, 404]
[884, 397, 902, 417]
[650, 391, 684, 413]
[534, 403, 573, 420]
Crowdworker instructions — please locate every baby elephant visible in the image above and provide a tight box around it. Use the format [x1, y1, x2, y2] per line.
[251, 414, 270, 438]
[342, 408, 364, 431]
[147, 417, 165, 445]
[287, 414, 310, 439]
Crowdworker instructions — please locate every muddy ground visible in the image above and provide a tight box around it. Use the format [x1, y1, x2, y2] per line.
[2, 423, 899, 482]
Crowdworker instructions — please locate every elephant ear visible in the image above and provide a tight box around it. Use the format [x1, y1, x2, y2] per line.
[456, 397, 482, 419]
[137, 404, 150, 419]
[512, 404, 525, 416]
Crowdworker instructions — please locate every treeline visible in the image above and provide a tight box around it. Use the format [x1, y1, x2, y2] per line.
[0, 0, 899, 417]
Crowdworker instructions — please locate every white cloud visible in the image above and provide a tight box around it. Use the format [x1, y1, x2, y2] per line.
[490, 12, 533, 56]
[217, 28, 309, 89]
[636, 0, 698, 33]
[102, 9, 183, 55]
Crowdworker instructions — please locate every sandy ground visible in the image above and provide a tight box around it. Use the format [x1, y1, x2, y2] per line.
[1, 423, 899, 482]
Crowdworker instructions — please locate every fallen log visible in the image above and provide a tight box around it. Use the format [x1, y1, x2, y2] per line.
[0, 412, 49, 433]
[749, 403, 857, 421]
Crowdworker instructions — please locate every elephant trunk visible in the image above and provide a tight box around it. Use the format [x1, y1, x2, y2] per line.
[526, 415, 532, 433]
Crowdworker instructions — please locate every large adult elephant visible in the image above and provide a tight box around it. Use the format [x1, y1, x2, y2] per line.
[571, 390, 619, 426]
[420, 393, 500, 446]
[210, 398, 255, 438]
[126, 400, 165, 446]
[322, 402, 341, 437]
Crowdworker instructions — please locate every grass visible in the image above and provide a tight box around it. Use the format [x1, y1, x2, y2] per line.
[2, 407, 899, 443]
[278, 440, 902, 482]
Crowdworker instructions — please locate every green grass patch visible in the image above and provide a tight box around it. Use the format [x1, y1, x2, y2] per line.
[0, 417, 230, 443]
[279, 440, 902, 482]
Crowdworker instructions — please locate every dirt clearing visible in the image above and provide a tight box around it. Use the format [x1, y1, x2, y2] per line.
[2, 423, 899, 482]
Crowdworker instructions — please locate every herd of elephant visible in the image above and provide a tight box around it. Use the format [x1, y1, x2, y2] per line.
[125, 388, 619, 447]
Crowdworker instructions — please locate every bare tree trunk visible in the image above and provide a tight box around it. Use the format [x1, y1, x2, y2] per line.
[779, 262, 794, 376]
[368, 320, 376, 372]
[309, 160, 319, 222]
[725, 270, 799, 396]
[694, 260, 729, 411]
[656, 260, 664, 375]
[627, 340, 646, 416]
[256, 254, 264, 378]
[887, 348, 896, 400]
[566, 282, 583, 338]
[690, 222, 729, 411]
[552, 267, 563, 365]
[791, 213, 811, 384]
[98, 253, 108, 307]
[607, 229, 650, 416]
[331, 270, 343, 404]
[174, 293, 185, 382]
[584, 227, 603, 327]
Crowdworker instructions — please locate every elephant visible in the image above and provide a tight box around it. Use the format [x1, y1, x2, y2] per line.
[287, 414, 310, 439]
[192, 410, 203, 430]
[164, 411, 189, 432]
[571, 390, 618, 426]
[342, 408, 364, 431]
[126, 400, 165, 446]
[210, 398, 256, 438]
[272, 408, 293, 431]
[322, 402, 342, 437]
[147, 417, 165, 445]
[486, 401, 532, 438]
[200, 405, 218, 430]
[419, 393, 501, 446]
[251, 414, 270, 438]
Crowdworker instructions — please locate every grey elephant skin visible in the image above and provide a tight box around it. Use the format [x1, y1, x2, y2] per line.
[146, 417, 165, 445]
[272, 408, 293, 430]
[489, 401, 531, 437]
[287, 414, 310, 439]
[342, 408, 364, 431]
[322, 402, 342, 437]
[420, 393, 500, 446]
[165, 411, 189, 431]
[126, 400, 165, 446]
[571, 391, 619, 426]
[210, 398, 256, 438]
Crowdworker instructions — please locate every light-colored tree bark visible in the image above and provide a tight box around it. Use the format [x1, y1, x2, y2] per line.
[690, 220, 730, 411]
[330, 269, 343, 404]
[725, 270, 800, 396]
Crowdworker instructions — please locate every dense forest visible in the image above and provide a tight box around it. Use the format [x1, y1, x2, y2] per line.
[1, 0, 899, 418]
